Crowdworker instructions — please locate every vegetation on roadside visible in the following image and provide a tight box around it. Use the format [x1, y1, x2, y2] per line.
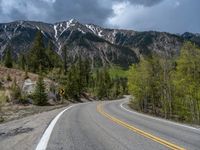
[128, 42, 200, 124]
[0, 90, 6, 122]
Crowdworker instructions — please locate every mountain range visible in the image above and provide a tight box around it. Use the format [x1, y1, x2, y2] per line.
[0, 19, 200, 68]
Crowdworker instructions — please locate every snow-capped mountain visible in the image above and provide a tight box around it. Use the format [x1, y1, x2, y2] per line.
[0, 19, 199, 68]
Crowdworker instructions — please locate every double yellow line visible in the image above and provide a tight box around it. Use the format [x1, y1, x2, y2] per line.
[97, 103, 185, 150]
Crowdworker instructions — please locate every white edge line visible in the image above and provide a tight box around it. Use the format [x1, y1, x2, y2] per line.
[35, 104, 76, 150]
[120, 101, 200, 131]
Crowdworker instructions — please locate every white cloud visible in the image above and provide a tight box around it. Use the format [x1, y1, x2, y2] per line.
[106, 0, 200, 33]
[107, 2, 153, 30]
[175, 1, 180, 7]
[41, 0, 56, 3]
[112, 1, 129, 15]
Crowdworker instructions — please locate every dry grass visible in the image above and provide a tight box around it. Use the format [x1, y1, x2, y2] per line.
[0, 90, 6, 105]
[0, 66, 38, 87]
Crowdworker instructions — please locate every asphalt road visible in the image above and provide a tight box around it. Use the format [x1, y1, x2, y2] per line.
[44, 97, 200, 150]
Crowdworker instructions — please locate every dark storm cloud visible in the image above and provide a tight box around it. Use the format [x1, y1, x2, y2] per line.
[0, 0, 113, 25]
[0, 0, 54, 22]
[49, 0, 163, 24]
[0, 0, 162, 24]
[51, 0, 112, 25]
[0, 0, 199, 33]
[7, 8, 27, 20]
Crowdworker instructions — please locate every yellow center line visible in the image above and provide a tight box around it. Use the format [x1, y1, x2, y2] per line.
[97, 103, 186, 150]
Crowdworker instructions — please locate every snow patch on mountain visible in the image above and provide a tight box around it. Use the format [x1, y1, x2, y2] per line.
[111, 30, 117, 43]
[68, 19, 77, 26]
[86, 24, 103, 37]
[3, 25, 11, 40]
[35, 25, 47, 37]
[86, 24, 96, 34]
[58, 42, 62, 54]
[14, 25, 20, 34]
[113, 30, 117, 37]
[98, 30, 103, 37]
[78, 28, 86, 34]
[54, 25, 58, 41]
[13, 21, 24, 35]
[53, 19, 77, 40]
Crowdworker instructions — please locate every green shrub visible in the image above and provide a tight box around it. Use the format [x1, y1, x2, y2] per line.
[0, 92, 5, 123]
[11, 84, 21, 102]
[6, 74, 12, 81]
[33, 75, 48, 106]
[19, 95, 29, 104]
[24, 70, 29, 80]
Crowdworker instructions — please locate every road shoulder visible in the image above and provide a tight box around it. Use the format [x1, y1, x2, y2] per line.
[0, 106, 69, 150]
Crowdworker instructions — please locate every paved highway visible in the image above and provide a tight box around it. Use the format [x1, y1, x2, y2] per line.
[38, 97, 200, 150]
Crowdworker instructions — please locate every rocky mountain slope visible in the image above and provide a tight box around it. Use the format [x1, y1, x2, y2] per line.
[0, 19, 199, 68]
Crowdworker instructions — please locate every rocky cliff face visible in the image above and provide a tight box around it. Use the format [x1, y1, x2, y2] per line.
[0, 19, 199, 68]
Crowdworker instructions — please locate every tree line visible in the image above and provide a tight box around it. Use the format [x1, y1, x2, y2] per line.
[128, 42, 200, 124]
[57, 54, 128, 101]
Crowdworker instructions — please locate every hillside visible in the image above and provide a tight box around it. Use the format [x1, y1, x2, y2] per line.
[0, 66, 69, 123]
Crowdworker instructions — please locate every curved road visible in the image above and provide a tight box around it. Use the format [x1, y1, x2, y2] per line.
[41, 97, 200, 150]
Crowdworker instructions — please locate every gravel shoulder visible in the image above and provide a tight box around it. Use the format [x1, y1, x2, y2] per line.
[1, 102, 70, 123]
[0, 105, 70, 150]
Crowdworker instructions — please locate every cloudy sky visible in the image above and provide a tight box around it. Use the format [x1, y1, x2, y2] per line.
[0, 0, 199, 33]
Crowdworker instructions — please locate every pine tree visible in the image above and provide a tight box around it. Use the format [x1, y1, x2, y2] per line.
[77, 56, 90, 92]
[46, 41, 62, 69]
[62, 45, 68, 75]
[84, 59, 91, 86]
[28, 31, 49, 72]
[47, 41, 54, 69]
[96, 67, 112, 99]
[19, 53, 26, 70]
[33, 75, 48, 106]
[4, 47, 13, 68]
[63, 57, 92, 100]
[65, 64, 80, 100]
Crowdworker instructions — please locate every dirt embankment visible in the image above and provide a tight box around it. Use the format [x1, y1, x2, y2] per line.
[0, 66, 66, 123]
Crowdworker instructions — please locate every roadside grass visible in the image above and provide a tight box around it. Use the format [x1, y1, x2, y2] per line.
[0, 90, 6, 122]
[0, 90, 6, 105]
